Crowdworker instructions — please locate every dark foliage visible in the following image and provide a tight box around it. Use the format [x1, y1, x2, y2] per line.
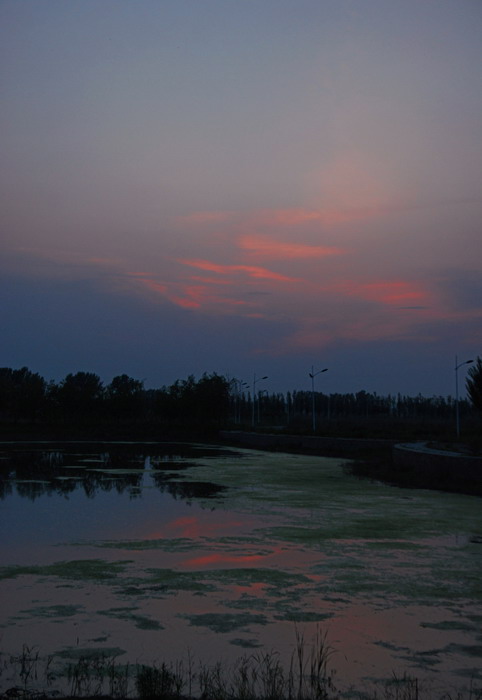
[466, 356, 482, 412]
[0, 367, 46, 423]
[0, 366, 478, 440]
[0, 368, 232, 438]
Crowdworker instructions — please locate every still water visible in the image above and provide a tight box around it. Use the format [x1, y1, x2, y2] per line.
[0, 442, 481, 696]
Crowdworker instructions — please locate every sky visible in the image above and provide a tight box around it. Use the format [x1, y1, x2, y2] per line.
[1, 0, 481, 398]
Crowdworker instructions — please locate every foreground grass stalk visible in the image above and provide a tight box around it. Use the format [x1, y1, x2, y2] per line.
[1, 629, 481, 700]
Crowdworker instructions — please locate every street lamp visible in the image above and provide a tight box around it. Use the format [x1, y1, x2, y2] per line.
[257, 389, 268, 424]
[455, 355, 473, 438]
[252, 374, 268, 427]
[309, 366, 328, 433]
[230, 379, 249, 424]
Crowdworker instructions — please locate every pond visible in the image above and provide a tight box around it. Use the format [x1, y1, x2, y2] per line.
[0, 441, 481, 697]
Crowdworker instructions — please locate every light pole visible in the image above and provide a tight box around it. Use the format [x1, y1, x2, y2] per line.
[309, 366, 328, 433]
[257, 389, 268, 424]
[455, 355, 473, 438]
[252, 374, 268, 427]
[230, 379, 249, 424]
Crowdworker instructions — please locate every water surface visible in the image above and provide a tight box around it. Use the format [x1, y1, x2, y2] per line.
[1, 442, 481, 696]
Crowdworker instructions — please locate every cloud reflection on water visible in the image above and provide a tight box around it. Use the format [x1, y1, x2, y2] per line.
[0, 443, 481, 696]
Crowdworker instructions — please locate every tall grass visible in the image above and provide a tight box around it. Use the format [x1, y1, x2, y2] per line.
[1, 629, 481, 700]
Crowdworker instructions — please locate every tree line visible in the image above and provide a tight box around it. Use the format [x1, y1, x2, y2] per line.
[0, 368, 230, 434]
[1, 361, 480, 439]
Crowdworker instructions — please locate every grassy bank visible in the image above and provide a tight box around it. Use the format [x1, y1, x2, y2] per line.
[2, 633, 481, 700]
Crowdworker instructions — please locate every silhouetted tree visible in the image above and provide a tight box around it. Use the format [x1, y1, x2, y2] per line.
[106, 374, 144, 421]
[55, 372, 104, 422]
[0, 367, 46, 423]
[194, 372, 230, 424]
[466, 356, 482, 412]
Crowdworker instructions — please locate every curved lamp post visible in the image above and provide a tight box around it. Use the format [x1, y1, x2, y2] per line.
[455, 355, 473, 438]
[252, 374, 268, 427]
[309, 366, 328, 433]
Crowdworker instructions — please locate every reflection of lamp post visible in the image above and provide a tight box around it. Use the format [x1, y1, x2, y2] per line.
[252, 374, 268, 427]
[455, 355, 473, 438]
[309, 366, 328, 433]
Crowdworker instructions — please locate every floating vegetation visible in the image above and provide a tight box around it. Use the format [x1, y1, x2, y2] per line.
[91, 537, 199, 551]
[143, 568, 216, 593]
[273, 610, 333, 623]
[98, 607, 164, 630]
[420, 620, 477, 631]
[1, 443, 482, 695]
[0, 559, 132, 582]
[229, 637, 263, 648]
[18, 604, 84, 619]
[180, 611, 269, 633]
[55, 646, 127, 660]
[205, 567, 311, 589]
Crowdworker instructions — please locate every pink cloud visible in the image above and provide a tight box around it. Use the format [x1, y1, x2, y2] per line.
[174, 205, 378, 232]
[340, 280, 430, 306]
[188, 275, 231, 285]
[238, 234, 346, 260]
[87, 256, 124, 267]
[178, 258, 299, 282]
[170, 295, 202, 309]
[256, 208, 324, 226]
[169, 281, 258, 312]
[249, 207, 364, 227]
[134, 278, 169, 295]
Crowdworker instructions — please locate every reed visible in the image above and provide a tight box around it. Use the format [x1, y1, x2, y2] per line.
[1, 629, 481, 700]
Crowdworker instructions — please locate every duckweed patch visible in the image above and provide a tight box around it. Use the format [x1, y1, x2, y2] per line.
[222, 595, 271, 612]
[273, 611, 333, 623]
[0, 559, 132, 582]
[143, 568, 217, 593]
[180, 612, 269, 633]
[19, 604, 84, 619]
[447, 643, 482, 658]
[420, 620, 476, 631]
[55, 646, 126, 660]
[265, 518, 436, 545]
[261, 526, 327, 546]
[366, 540, 427, 551]
[229, 637, 263, 648]
[98, 608, 164, 630]
[91, 537, 198, 552]
[207, 567, 311, 590]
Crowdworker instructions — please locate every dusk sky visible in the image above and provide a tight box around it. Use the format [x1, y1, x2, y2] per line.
[1, 0, 481, 398]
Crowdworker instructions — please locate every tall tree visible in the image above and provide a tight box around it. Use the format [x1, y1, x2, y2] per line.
[0, 367, 46, 423]
[56, 372, 104, 421]
[194, 372, 230, 424]
[466, 356, 482, 412]
[106, 374, 144, 420]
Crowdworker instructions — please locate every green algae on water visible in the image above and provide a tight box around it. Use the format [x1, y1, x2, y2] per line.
[0, 559, 132, 582]
[55, 646, 126, 660]
[142, 568, 217, 593]
[180, 611, 269, 633]
[98, 607, 164, 630]
[18, 604, 84, 619]
[229, 637, 263, 648]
